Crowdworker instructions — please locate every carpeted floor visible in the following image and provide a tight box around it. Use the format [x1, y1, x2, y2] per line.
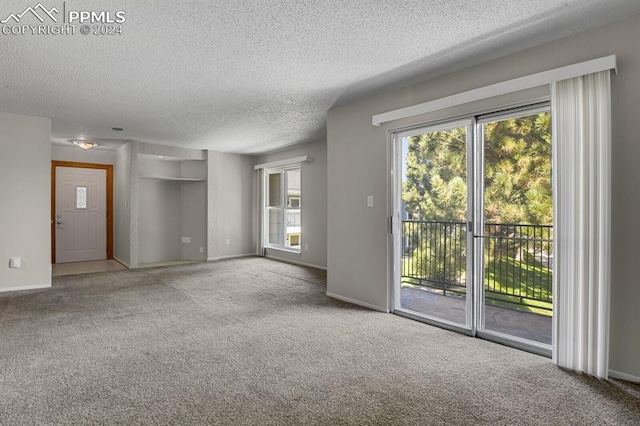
[0, 257, 638, 425]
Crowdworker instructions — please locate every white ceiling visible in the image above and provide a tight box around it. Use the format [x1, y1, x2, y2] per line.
[2, 0, 639, 154]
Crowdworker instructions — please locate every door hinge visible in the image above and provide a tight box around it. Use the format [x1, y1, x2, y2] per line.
[467, 221, 473, 233]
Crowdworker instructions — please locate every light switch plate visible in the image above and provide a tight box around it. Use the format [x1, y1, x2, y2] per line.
[9, 257, 21, 268]
[367, 195, 374, 207]
[182, 237, 191, 243]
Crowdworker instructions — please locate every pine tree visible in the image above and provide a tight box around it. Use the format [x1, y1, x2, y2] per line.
[403, 112, 552, 292]
[403, 112, 552, 225]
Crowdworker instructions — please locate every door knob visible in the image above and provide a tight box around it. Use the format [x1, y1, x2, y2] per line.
[56, 221, 63, 225]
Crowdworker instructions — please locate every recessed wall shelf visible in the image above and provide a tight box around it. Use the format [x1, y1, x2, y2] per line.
[135, 147, 207, 266]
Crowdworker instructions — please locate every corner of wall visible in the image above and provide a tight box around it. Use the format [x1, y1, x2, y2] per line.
[0, 112, 51, 291]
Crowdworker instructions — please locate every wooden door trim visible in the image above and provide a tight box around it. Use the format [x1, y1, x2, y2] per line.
[51, 161, 114, 263]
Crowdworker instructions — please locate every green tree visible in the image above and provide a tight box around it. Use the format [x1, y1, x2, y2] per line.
[403, 112, 552, 225]
[403, 126, 468, 222]
[482, 113, 552, 225]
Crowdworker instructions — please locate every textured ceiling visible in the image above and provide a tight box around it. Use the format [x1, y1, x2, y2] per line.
[1, 0, 639, 154]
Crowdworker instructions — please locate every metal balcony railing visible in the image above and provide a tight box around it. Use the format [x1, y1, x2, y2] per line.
[402, 220, 553, 313]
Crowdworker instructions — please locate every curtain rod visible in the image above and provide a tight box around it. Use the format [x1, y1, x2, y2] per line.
[372, 55, 617, 127]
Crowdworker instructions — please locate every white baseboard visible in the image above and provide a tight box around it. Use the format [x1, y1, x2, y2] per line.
[609, 369, 640, 383]
[0, 283, 51, 294]
[265, 255, 327, 271]
[208, 253, 257, 262]
[326, 292, 388, 312]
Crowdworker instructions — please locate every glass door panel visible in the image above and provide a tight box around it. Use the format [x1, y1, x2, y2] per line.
[477, 110, 553, 346]
[398, 122, 472, 328]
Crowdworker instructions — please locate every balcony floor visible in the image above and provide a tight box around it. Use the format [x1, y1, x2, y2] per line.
[400, 285, 552, 345]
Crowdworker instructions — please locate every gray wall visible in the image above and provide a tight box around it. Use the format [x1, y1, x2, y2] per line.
[0, 112, 51, 291]
[138, 155, 181, 177]
[129, 142, 139, 267]
[207, 152, 256, 260]
[327, 14, 640, 378]
[114, 143, 132, 266]
[207, 151, 219, 260]
[136, 154, 208, 264]
[139, 142, 206, 160]
[256, 140, 327, 269]
[181, 160, 208, 261]
[115, 147, 209, 266]
[218, 153, 256, 258]
[138, 179, 182, 264]
[181, 181, 207, 260]
[51, 145, 116, 165]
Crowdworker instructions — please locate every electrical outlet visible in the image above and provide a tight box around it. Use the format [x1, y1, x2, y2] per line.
[367, 195, 374, 207]
[225, 239, 230, 245]
[199, 247, 203, 253]
[9, 257, 21, 268]
[182, 237, 191, 243]
[304, 243, 309, 251]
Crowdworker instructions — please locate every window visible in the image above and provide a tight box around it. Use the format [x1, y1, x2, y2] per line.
[76, 186, 87, 209]
[265, 167, 301, 251]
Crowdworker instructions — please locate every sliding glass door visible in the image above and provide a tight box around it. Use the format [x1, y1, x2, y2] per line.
[392, 105, 553, 354]
[475, 109, 553, 351]
[393, 120, 473, 331]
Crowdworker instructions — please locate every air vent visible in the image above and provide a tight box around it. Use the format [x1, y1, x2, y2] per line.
[112, 127, 124, 132]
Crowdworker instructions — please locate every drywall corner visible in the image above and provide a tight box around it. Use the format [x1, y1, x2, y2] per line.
[0, 112, 52, 291]
[114, 142, 132, 266]
[207, 151, 256, 260]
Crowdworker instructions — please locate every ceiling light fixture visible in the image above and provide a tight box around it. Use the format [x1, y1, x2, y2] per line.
[72, 140, 98, 150]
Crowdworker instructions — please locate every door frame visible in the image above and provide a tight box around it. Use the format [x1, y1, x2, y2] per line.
[51, 161, 114, 263]
[473, 105, 553, 357]
[388, 119, 475, 335]
[387, 103, 553, 357]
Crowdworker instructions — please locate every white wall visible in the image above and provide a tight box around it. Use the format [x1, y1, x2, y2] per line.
[256, 140, 328, 269]
[51, 145, 116, 165]
[207, 152, 255, 260]
[0, 112, 51, 291]
[327, 14, 640, 379]
[114, 143, 132, 266]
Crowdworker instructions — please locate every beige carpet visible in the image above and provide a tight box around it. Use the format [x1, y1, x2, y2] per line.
[0, 257, 638, 425]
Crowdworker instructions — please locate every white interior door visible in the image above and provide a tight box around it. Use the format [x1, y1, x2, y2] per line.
[55, 166, 107, 263]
